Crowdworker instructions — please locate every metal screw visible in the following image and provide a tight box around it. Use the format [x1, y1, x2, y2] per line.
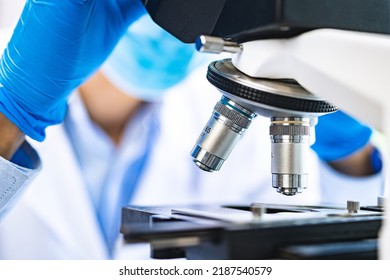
[250, 203, 266, 221]
[347, 200, 360, 214]
[378, 196, 386, 208]
[196, 35, 243, 54]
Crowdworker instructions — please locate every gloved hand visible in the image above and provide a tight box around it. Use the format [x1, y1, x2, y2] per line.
[311, 110, 373, 162]
[0, 0, 145, 141]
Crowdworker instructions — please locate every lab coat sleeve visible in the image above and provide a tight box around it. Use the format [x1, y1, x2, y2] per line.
[0, 140, 41, 219]
[318, 159, 384, 206]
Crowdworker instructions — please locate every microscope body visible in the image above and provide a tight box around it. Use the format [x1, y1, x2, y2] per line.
[143, 0, 390, 258]
[231, 26, 390, 259]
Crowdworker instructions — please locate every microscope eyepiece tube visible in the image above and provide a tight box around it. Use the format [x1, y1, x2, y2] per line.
[191, 96, 256, 172]
[270, 117, 313, 195]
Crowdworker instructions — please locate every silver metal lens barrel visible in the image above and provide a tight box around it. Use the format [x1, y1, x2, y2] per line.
[270, 117, 312, 195]
[191, 96, 256, 172]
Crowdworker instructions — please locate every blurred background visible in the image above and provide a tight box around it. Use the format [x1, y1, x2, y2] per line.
[0, 0, 25, 28]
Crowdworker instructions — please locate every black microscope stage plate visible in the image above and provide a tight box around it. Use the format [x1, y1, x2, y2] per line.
[121, 204, 383, 259]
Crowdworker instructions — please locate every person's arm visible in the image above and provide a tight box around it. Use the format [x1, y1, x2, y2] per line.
[328, 143, 378, 177]
[312, 110, 381, 176]
[0, 112, 24, 160]
[0, 0, 146, 142]
[0, 0, 146, 218]
[312, 110, 384, 205]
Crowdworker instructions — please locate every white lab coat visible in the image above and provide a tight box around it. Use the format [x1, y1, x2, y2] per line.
[0, 64, 383, 260]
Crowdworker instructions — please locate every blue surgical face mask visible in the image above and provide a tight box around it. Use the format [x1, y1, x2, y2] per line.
[102, 15, 202, 101]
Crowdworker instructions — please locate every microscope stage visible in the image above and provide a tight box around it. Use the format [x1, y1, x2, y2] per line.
[121, 203, 382, 260]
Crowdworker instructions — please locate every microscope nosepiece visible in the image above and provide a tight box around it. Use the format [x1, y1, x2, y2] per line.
[192, 58, 336, 195]
[191, 96, 255, 172]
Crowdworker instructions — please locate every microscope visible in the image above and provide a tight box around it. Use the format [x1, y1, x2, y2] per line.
[122, 0, 390, 259]
[142, 0, 390, 197]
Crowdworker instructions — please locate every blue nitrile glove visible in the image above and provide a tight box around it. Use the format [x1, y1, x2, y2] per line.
[311, 110, 373, 162]
[0, 0, 145, 141]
